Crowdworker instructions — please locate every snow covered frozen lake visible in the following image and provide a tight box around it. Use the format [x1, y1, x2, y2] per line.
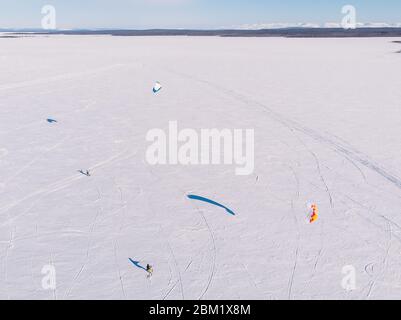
[1, 35, 401, 299]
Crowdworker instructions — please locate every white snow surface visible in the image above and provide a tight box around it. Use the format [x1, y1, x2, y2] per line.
[1, 36, 401, 300]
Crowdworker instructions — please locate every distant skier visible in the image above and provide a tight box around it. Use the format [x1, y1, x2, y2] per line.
[78, 169, 91, 177]
[146, 264, 153, 277]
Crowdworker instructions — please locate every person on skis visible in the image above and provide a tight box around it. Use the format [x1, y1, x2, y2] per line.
[146, 264, 153, 277]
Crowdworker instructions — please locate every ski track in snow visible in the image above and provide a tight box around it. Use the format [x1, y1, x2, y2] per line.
[162, 65, 401, 197]
[166, 241, 185, 300]
[155, 63, 401, 299]
[163, 65, 401, 234]
[0, 149, 137, 225]
[2, 37, 401, 299]
[197, 211, 217, 300]
[0, 64, 125, 93]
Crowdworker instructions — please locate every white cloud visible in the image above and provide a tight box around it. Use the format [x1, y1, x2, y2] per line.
[324, 22, 341, 28]
[232, 22, 401, 30]
[233, 22, 322, 30]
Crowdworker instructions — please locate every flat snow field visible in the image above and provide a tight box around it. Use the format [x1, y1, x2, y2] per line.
[1, 36, 401, 300]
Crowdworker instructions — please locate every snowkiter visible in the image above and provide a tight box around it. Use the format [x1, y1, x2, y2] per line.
[146, 264, 153, 276]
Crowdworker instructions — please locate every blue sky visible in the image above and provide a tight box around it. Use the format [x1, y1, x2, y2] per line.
[0, 0, 400, 29]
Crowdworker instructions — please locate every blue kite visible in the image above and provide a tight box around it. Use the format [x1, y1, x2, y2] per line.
[187, 195, 235, 216]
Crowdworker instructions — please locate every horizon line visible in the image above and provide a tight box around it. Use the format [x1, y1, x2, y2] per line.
[2, 26, 401, 32]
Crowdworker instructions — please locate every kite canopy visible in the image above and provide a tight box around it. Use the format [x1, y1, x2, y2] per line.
[187, 195, 235, 216]
[47, 118, 57, 123]
[153, 82, 162, 93]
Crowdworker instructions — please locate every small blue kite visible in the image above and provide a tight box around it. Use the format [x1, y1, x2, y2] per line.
[187, 195, 235, 216]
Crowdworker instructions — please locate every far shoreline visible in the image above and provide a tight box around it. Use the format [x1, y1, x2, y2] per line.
[1, 27, 401, 38]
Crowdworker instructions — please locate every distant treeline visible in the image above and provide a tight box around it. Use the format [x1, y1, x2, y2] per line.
[2, 28, 401, 38]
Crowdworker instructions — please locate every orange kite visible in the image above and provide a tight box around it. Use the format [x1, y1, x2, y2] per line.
[310, 204, 319, 223]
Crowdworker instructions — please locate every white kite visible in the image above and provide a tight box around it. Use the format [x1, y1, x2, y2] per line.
[153, 81, 162, 93]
